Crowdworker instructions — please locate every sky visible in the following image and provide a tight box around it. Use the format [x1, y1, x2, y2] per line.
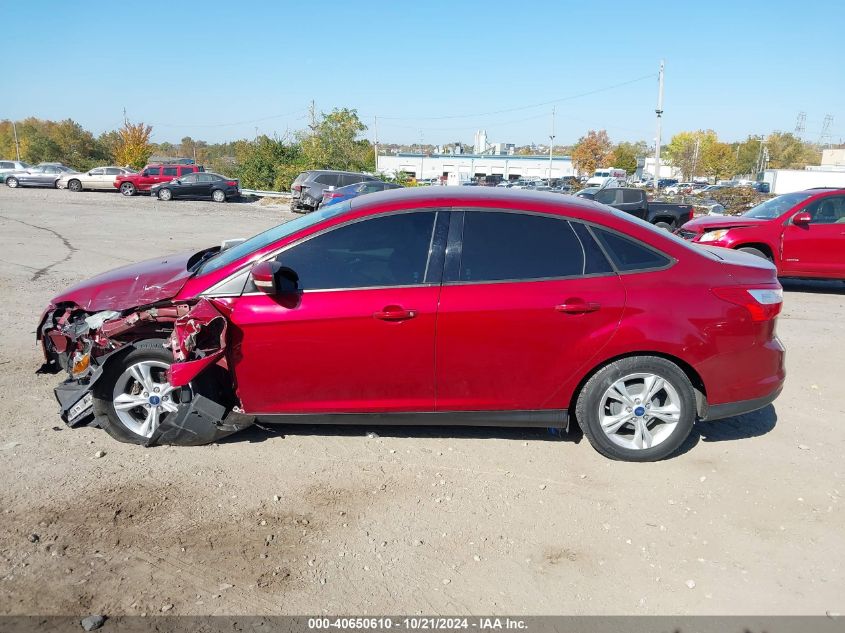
[5, 1, 844, 148]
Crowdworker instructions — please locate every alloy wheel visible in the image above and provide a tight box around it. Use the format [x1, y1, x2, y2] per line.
[112, 360, 179, 438]
[212, 189, 225, 203]
[7, 177, 18, 188]
[597, 372, 682, 450]
[158, 188, 172, 201]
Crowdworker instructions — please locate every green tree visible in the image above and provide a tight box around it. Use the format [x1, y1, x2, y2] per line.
[608, 141, 647, 174]
[571, 130, 613, 175]
[299, 108, 373, 172]
[234, 135, 302, 190]
[765, 132, 821, 169]
[700, 141, 736, 181]
[666, 130, 720, 181]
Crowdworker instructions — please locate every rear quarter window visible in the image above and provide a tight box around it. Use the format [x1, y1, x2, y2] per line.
[591, 227, 671, 272]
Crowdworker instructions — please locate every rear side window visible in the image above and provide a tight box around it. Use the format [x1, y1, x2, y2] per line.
[179, 166, 196, 176]
[314, 174, 338, 185]
[458, 211, 588, 282]
[163, 167, 178, 176]
[591, 227, 671, 272]
[622, 189, 643, 203]
[0, 162, 13, 169]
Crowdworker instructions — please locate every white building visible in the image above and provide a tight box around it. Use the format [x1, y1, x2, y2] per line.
[762, 168, 845, 194]
[377, 152, 575, 182]
[642, 157, 681, 180]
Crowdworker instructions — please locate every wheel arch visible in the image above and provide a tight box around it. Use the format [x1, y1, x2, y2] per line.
[733, 242, 775, 261]
[568, 351, 708, 428]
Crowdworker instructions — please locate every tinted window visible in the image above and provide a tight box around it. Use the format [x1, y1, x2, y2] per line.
[314, 174, 337, 185]
[622, 189, 644, 204]
[146, 167, 160, 176]
[571, 223, 614, 275]
[277, 211, 436, 290]
[0, 162, 13, 169]
[163, 167, 178, 176]
[179, 166, 196, 176]
[805, 196, 845, 224]
[594, 189, 620, 205]
[591, 227, 671, 272]
[458, 212, 586, 282]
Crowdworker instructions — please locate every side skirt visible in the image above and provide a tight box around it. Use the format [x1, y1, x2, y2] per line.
[256, 409, 569, 429]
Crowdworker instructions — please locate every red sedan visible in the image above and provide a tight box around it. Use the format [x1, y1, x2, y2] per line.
[38, 188, 785, 461]
[678, 188, 845, 280]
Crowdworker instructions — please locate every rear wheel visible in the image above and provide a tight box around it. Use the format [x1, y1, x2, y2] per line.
[6, 177, 19, 188]
[575, 356, 696, 462]
[737, 246, 771, 261]
[654, 221, 674, 231]
[120, 182, 136, 196]
[68, 179, 82, 192]
[211, 189, 226, 203]
[157, 188, 172, 201]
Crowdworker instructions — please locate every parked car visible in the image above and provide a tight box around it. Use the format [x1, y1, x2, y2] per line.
[321, 180, 402, 207]
[574, 187, 601, 199]
[150, 172, 240, 203]
[0, 160, 31, 183]
[59, 166, 136, 192]
[665, 182, 695, 195]
[5, 163, 77, 189]
[38, 188, 785, 462]
[591, 187, 695, 230]
[677, 188, 845, 280]
[696, 185, 726, 195]
[114, 163, 203, 196]
[291, 170, 379, 212]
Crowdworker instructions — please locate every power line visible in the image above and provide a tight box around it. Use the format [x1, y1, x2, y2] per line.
[363, 72, 657, 122]
[154, 107, 309, 129]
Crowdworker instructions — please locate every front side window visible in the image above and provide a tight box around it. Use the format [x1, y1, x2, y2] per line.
[804, 196, 845, 224]
[146, 167, 160, 176]
[743, 191, 814, 219]
[276, 211, 437, 291]
[458, 211, 594, 282]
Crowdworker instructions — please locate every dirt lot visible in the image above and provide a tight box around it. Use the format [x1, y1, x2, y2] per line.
[0, 187, 843, 616]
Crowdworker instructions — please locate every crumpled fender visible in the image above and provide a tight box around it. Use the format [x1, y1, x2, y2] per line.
[168, 298, 229, 387]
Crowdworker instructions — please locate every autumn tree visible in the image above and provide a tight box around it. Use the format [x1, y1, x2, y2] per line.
[700, 141, 736, 181]
[572, 130, 613, 175]
[765, 132, 821, 169]
[114, 120, 153, 169]
[299, 108, 373, 172]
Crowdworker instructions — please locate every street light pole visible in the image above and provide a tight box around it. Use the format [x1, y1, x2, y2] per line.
[12, 120, 21, 161]
[653, 60, 665, 193]
[549, 106, 555, 183]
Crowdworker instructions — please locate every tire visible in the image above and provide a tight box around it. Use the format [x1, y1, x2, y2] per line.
[737, 246, 771, 261]
[120, 182, 136, 196]
[654, 221, 673, 231]
[575, 356, 696, 462]
[211, 189, 226, 203]
[92, 339, 241, 446]
[54, 179, 61, 189]
[6, 177, 19, 188]
[68, 179, 82, 192]
[157, 188, 172, 201]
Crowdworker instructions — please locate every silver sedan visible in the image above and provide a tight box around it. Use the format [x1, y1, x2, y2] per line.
[59, 166, 136, 192]
[5, 164, 76, 189]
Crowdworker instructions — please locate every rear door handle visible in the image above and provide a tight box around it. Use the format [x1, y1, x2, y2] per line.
[555, 301, 601, 314]
[373, 305, 417, 321]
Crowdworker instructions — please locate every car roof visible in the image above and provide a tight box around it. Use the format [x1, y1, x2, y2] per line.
[348, 185, 601, 215]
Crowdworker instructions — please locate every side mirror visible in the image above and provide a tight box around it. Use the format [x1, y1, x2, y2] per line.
[174, 179, 182, 184]
[793, 212, 812, 226]
[251, 261, 299, 294]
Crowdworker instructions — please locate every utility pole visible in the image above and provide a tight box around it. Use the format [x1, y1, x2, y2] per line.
[12, 120, 21, 161]
[373, 115, 379, 171]
[309, 100, 317, 131]
[691, 137, 700, 180]
[653, 60, 665, 192]
[548, 106, 555, 183]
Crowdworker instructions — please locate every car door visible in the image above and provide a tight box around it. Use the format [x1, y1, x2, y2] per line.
[195, 173, 216, 198]
[434, 209, 626, 412]
[781, 195, 845, 277]
[37, 166, 60, 186]
[174, 172, 200, 197]
[227, 209, 448, 414]
[137, 166, 160, 191]
[101, 168, 122, 189]
[85, 168, 105, 188]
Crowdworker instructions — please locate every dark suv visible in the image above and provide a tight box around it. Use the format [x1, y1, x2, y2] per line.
[291, 170, 378, 212]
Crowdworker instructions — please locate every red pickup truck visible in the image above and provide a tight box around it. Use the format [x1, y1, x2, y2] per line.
[678, 188, 845, 280]
[114, 163, 203, 196]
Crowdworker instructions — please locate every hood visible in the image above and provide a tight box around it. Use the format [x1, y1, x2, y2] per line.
[682, 214, 768, 232]
[51, 251, 197, 311]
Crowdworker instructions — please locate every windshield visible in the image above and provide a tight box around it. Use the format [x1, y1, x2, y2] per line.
[743, 191, 815, 219]
[196, 201, 352, 275]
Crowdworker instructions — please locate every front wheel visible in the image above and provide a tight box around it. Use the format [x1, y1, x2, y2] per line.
[575, 356, 696, 461]
[68, 179, 82, 192]
[120, 182, 136, 196]
[654, 221, 673, 231]
[211, 189, 226, 203]
[157, 188, 172, 201]
[737, 246, 771, 261]
[6, 177, 19, 188]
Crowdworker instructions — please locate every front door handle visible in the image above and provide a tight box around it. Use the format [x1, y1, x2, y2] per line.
[373, 305, 417, 321]
[555, 300, 601, 314]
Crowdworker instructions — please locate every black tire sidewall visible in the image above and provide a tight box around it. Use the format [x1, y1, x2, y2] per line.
[737, 247, 770, 261]
[576, 356, 696, 462]
[93, 340, 174, 445]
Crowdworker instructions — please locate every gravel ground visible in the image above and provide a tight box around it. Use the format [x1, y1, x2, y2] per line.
[0, 187, 843, 616]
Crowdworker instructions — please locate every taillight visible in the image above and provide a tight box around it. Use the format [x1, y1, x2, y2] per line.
[323, 191, 343, 200]
[712, 287, 783, 321]
[293, 184, 302, 192]
[226, 180, 238, 187]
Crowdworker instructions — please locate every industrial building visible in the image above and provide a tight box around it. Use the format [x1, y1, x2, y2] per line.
[762, 149, 845, 194]
[376, 152, 575, 182]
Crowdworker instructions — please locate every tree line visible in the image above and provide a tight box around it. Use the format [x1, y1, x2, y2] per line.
[1, 113, 825, 190]
[570, 128, 823, 181]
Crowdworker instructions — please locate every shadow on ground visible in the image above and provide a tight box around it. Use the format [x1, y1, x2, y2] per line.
[781, 278, 845, 295]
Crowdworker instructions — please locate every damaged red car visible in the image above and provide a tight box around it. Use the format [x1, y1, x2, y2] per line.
[37, 188, 786, 461]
